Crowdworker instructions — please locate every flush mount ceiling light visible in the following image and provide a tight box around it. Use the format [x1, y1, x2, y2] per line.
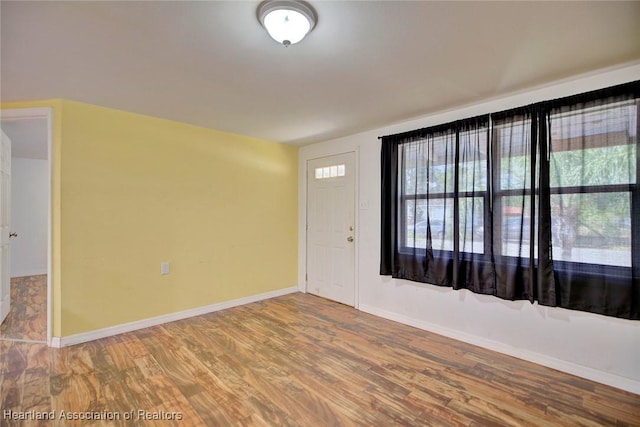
[257, 0, 317, 47]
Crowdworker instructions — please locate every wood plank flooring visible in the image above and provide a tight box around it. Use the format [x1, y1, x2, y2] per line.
[0, 275, 47, 342]
[1, 292, 639, 426]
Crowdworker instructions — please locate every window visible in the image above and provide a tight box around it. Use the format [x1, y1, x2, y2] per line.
[401, 132, 456, 252]
[492, 113, 540, 260]
[315, 164, 345, 179]
[549, 101, 636, 267]
[381, 81, 640, 319]
[399, 124, 487, 255]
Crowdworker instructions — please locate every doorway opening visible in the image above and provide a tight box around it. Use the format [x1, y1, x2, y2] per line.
[0, 108, 52, 344]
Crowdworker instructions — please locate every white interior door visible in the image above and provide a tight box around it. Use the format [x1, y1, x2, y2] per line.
[307, 152, 356, 306]
[0, 130, 12, 324]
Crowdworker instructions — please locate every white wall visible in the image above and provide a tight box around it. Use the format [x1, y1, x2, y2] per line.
[299, 63, 640, 394]
[10, 157, 48, 277]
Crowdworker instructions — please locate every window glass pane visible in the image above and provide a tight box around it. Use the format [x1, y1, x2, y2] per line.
[427, 135, 456, 194]
[402, 135, 455, 195]
[495, 119, 536, 190]
[402, 143, 419, 195]
[337, 164, 345, 176]
[404, 199, 418, 248]
[404, 199, 454, 250]
[459, 130, 488, 192]
[330, 166, 338, 177]
[315, 168, 322, 179]
[550, 103, 637, 187]
[322, 167, 330, 178]
[550, 144, 636, 187]
[459, 197, 484, 254]
[551, 192, 631, 267]
[497, 195, 538, 259]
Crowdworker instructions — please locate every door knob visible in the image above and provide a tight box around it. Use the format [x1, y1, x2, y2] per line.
[9, 232, 17, 238]
[347, 236, 354, 242]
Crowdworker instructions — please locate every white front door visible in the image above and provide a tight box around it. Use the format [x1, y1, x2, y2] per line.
[307, 152, 356, 306]
[0, 130, 12, 324]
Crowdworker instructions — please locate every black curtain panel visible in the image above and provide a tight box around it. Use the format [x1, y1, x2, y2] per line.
[380, 81, 640, 320]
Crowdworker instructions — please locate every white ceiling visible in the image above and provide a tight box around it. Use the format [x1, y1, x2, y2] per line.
[1, 1, 639, 146]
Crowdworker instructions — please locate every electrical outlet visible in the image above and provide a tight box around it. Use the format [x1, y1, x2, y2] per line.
[161, 262, 170, 275]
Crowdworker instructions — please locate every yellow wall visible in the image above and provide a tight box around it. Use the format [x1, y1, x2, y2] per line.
[2, 100, 298, 336]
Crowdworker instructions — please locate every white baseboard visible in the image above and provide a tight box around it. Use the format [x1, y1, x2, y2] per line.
[51, 287, 298, 348]
[359, 304, 640, 395]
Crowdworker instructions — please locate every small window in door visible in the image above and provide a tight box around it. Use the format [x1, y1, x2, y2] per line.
[315, 164, 346, 180]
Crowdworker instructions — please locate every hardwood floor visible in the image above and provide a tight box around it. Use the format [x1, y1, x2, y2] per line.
[1, 292, 639, 426]
[0, 275, 47, 342]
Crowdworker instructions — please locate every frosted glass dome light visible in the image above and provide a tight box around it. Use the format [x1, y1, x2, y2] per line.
[258, 1, 317, 47]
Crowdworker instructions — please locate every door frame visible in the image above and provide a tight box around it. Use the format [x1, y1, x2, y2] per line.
[0, 107, 53, 345]
[300, 148, 360, 309]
